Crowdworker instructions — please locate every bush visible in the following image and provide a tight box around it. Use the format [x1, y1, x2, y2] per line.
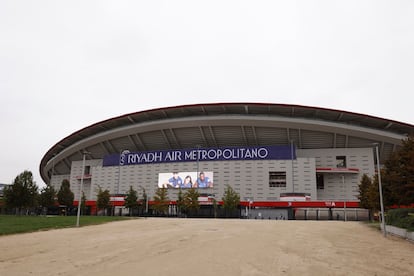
[387, 208, 414, 231]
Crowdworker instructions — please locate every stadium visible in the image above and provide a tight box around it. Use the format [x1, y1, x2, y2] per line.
[40, 103, 414, 219]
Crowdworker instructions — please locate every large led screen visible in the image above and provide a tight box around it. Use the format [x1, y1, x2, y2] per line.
[158, 171, 213, 189]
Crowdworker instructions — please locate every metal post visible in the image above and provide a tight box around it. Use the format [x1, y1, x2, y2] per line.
[197, 157, 199, 182]
[247, 200, 250, 218]
[51, 154, 55, 186]
[342, 175, 347, 221]
[291, 140, 295, 193]
[375, 144, 387, 237]
[197, 145, 200, 176]
[117, 150, 129, 195]
[117, 151, 122, 195]
[249, 200, 253, 219]
[139, 186, 149, 216]
[47, 155, 56, 215]
[195, 145, 201, 186]
[76, 151, 89, 227]
[141, 187, 148, 215]
[146, 194, 149, 214]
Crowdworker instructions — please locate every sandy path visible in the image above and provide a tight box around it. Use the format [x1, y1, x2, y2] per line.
[0, 218, 413, 276]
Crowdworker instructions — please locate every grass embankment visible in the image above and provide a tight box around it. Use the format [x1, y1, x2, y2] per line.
[364, 221, 381, 231]
[0, 215, 131, 236]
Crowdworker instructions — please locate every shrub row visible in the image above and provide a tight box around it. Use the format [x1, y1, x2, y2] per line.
[387, 208, 414, 231]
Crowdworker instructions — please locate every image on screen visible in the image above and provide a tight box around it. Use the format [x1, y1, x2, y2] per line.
[158, 171, 213, 189]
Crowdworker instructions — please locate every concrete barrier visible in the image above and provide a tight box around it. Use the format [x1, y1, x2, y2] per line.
[406, 231, 414, 241]
[382, 224, 414, 242]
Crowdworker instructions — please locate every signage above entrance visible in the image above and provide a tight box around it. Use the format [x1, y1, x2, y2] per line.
[103, 145, 295, 167]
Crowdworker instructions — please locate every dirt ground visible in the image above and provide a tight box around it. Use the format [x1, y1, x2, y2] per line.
[0, 218, 413, 276]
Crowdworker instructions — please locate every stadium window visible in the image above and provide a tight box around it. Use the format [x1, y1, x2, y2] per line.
[84, 165, 91, 175]
[316, 173, 324, 189]
[336, 156, 346, 168]
[269, 171, 286, 188]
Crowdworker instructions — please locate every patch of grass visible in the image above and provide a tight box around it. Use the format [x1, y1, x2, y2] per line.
[0, 215, 131, 235]
[364, 221, 381, 231]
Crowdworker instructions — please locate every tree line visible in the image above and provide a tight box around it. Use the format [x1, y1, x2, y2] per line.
[2, 174, 77, 215]
[358, 136, 414, 215]
[1, 171, 240, 217]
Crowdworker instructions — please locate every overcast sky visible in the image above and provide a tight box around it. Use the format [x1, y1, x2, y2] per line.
[1, 1, 413, 188]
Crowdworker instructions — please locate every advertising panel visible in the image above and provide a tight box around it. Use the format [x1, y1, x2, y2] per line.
[103, 145, 295, 167]
[158, 171, 213, 189]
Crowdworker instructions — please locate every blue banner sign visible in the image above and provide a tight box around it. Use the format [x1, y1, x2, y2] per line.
[103, 145, 295, 167]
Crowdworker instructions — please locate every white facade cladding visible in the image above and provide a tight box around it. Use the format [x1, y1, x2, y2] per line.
[50, 147, 374, 203]
[298, 148, 375, 201]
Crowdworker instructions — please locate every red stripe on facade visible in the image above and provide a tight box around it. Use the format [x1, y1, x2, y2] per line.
[75, 200, 360, 209]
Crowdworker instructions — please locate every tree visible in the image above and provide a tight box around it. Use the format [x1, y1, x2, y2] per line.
[124, 186, 139, 216]
[183, 188, 200, 216]
[96, 186, 111, 215]
[4, 170, 38, 215]
[382, 136, 414, 206]
[57, 179, 74, 215]
[153, 188, 169, 215]
[359, 172, 397, 219]
[358, 174, 381, 219]
[222, 185, 240, 216]
[358, 174, 373, 210]
[39, 184, 56, 213]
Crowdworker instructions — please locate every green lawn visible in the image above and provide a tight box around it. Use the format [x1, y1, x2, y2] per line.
[0, 215, 131, 235]
[364, 221, 381, 231]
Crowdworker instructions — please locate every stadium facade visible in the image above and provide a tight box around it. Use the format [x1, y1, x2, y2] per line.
[40, 103, 414, 218]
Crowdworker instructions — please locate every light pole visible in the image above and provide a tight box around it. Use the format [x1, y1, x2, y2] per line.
[195, 145, 202, 185]
[291, 140, 295, 193]
[342, 175, 347, 221]
[117, 149, 130, 195]
[374, 143, 387, 237]
[146, 193, 149, 215]
[245, 199, 250, 218]
[140, 186, 148, 215]
[50, 154, 56, 186]
[249, 200, 253, 219]
[76, 150, 90, 227]
[114, 149, 130, 216]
